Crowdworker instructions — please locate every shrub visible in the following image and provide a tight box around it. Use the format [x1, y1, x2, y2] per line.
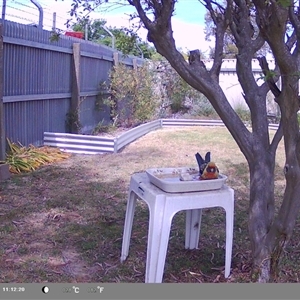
[3, 139, 70, 174]
[92, 119, 117, 135]
[154, 59, 217, 118]
[100, 62, 160, 127]
[232, 101, 251, 122]
[189, 95, 218, 117]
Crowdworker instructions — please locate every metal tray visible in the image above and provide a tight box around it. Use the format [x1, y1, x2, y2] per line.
[146, 167, 227, 193]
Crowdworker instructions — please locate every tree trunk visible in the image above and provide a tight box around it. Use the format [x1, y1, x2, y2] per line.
[247, 152, 276, 282]
[265, 89, 300, 282]
[247, 83, 300, 282]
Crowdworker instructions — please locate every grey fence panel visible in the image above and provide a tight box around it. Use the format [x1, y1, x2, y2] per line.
[5, 98, 70, 147]
[2, 19, 144, 148]
[4, 19, 79, 48]
[80, 55, 112, 93]
[48, 98, 71, 133]
[4, 43, 72, 97]
[79, 95, 111, 134]
[44, 132, 115, 154]
[115, 119, 162, 152]
[80, 39, 115, 58]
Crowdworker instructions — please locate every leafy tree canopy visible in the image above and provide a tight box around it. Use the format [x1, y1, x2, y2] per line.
[71, 18, 156, 58]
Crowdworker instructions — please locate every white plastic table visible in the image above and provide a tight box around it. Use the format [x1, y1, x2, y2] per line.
[120, 172, 234, 283]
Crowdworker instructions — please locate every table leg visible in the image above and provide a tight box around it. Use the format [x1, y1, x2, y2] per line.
[185, 209, 202, 249]
[120, 191, 137, 262]
[145, 195, 169, 283]
[224, 202, 234, 278]
[152, 208, 174, 283]
[222, 188, 234, 278]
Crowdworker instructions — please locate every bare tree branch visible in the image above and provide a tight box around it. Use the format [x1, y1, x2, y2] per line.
[288, 3, 300, 38]
[257, 56, 281, 100]
[285, 30, 297, 51]
[270, 121, 283, 155]
[202, 0, 229, 79]
[130, 0, 155, 30]
[288, 4, 300, 57]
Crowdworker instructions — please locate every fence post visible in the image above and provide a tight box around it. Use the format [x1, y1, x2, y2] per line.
[0, 23, 5, 161]
[113, 52, 119, 66]
[0, 23, 10, 180]
[70, 43, 81, 134]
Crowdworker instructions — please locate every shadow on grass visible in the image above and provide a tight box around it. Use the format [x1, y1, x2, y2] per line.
[0, 159, 299, 283]
[0, 164, 128, 282]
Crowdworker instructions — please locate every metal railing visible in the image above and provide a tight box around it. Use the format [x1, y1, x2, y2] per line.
[161, 119, 224, 127]
[44, 119, 162, 154]
[44, 118, 280, 154]
[43, 119, 230, 154]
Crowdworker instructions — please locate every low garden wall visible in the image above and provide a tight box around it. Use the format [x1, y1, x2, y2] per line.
[44, 119, 279, 154]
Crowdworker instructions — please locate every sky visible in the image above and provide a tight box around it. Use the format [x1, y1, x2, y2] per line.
[3, 0, 214, 55]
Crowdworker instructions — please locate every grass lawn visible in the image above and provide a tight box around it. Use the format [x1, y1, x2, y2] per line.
[0, 126, 299, 283]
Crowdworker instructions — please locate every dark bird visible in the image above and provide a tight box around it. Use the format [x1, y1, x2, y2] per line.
[201, 161, 219, 180]
[195, 151, 211, 175]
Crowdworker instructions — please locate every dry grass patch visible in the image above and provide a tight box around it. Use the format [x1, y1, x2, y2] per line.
[0, 126, 299, 283]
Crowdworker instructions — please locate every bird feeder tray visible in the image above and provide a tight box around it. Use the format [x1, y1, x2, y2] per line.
[146, 167, 227, 193]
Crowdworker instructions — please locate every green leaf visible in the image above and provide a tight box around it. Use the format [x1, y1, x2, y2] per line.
[277, 0, 290, 8]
